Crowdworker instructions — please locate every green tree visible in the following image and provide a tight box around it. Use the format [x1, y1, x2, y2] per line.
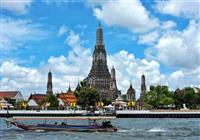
[45, 94, 59, 109]
[102, 98, 112, 106]
[174, 87, 200, 109]
[144, 85, 174, 109]
[144, 90, 158, 109]
[5, 98, 16, 106]
[75, 81, 100, 110]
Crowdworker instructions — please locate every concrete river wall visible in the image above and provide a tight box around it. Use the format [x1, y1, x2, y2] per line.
[0, 110, 200, 118]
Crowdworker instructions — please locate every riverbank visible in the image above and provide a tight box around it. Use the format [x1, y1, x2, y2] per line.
[1, 110, 200, 118]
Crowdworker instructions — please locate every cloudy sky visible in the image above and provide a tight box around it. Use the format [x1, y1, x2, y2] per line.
[0, 0, 200, 99]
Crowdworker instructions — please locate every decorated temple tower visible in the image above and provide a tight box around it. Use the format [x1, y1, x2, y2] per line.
[85, 22, 119, 100]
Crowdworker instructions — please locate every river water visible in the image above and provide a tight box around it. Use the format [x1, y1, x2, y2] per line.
[0, 118, 200, 140]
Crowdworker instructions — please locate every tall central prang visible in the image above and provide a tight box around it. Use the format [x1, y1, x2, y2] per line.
[85, 22, 119, 100]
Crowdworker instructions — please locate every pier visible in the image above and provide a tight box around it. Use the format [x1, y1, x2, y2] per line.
[0, 110, 88, 118]
[116, 110, 200, 118]
[1, 110, 200, 118]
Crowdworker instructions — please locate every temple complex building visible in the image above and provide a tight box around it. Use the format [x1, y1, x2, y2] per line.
[85, 22, 119, 100]
[46, 70, 53, 95]
[57, 85, 77, 107]
[27, 93, 47, 108]
[139, 74, 146, 108]
[126, 83, 136, 102]
[0, 91, 23, 102]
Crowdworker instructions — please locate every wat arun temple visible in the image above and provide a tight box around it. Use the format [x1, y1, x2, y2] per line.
[85, 22, 120, 100]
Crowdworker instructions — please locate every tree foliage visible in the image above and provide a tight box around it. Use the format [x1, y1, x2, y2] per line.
[5, 98, 16, 106]
[102, 98, 112, 106]
[45, 94, 59, 109]
[144, 85, 174, 109]
[174, 87, 200, 109]
[145, 85, 200, 109]
[75, 81, 100, 110]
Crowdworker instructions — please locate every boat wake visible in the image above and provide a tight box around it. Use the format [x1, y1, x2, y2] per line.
[148, 128, 166, 132]
[117, 128, 132, 133]
[35, 130, 45, 132]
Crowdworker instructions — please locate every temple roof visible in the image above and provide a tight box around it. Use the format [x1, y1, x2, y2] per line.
[57, 92, 77, 105]
[67, 85, 72, 93]
[28, 94, 46, 106]
[0, 91, 22, 99]
[126, 83, 135, 95]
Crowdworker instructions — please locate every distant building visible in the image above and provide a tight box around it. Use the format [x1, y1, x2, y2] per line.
[112, 96, 127, 110]
[137, 74, 147, 109]
[126, 83, 136, 102]
[85, 22, 119, 100]
[57, 85, 77, 107]
[140, 74, 146, 100]
[0, 91, 23, 102]
[46, 70, 53, 95]
[109, 66, 120, 100]
[27, 93, 47, 108]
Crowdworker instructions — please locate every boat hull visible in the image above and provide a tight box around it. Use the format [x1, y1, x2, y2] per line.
[10, 122, 117, 132]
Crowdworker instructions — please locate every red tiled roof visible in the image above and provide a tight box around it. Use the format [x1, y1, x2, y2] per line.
[28, 94, 47, 106]
[0, 91, 20, 99]
[57, 92, 77, 106]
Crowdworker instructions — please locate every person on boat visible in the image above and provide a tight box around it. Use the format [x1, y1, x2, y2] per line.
[54, 122, 58, 125]
[102, 121, 113, 128]
[61, 122, 66, 126]
[93, 120, 98, 126]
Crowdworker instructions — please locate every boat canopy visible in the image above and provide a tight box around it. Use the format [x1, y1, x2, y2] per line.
[9, 116, 116, 121]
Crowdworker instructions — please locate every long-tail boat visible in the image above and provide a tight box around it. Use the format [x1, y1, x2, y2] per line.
[5, 116, 117, 132]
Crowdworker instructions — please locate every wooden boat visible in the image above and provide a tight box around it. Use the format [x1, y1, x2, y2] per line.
[5, 116, 117, 132]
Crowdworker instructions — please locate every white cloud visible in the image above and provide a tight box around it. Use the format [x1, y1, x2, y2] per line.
[138, 31, 159, 45]
[44, 29, 92, 92]
[0, 61, 45, 98]
[92, 0, 159, 33]
[65, 30, 81, 47]
[168, 66, 200, 89]
[45, 29, 92, 89]
[1, 0, 33, 14]
[154, 20, 200, 69]
[137, 20, 177, 45]
[1, 17, 49, 51]
[161, 20, 176, 30]
[170, 70, 184, 79]
[58, 25, 68, 36]
[156, 0, 200, 19]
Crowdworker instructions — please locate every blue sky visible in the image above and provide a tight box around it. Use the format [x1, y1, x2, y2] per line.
[0, 0, 200, 99]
